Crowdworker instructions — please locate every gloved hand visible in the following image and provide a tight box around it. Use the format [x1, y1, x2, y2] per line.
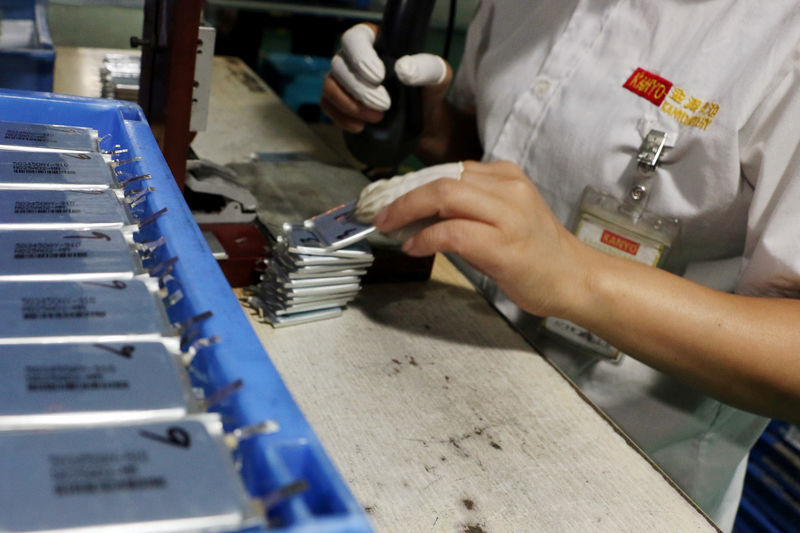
[321, 23, 450, 132]
[355, 161, 463, 242]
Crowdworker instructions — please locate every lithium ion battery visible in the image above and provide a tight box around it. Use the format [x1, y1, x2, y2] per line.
[0, 342, 200, 430]
[0, 414, 266, 533]
[0, 229, 145, 281]
[0, 279, 177, 347]
[0, 189, 135, 231]
[0, 150, 118, 190]
[0, 120, 101, 153]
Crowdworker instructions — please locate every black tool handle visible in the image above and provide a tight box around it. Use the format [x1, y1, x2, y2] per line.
[344, 0, 437, 170]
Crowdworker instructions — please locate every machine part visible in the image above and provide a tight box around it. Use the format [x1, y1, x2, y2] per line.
[0, 229, 146, 282]
[185, 159, 257, 224]
[0, 279, 177, 348]
[203, 231, 229, 260]
[137, 0, 204, 191]
[0, 342, 200, 431]
[191, 26, 216, 132]
[343, 0, 437, 169]
[0, 120, 101, 153]
[0, 189, 136, 231]
[0, 414, 265, 532]
[0, 149, 118, 191]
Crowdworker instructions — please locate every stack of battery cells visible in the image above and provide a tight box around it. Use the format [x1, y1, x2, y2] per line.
[100, 53, 140, 101]
[0, 120, 266, 533]
[249, 202, 376, 327]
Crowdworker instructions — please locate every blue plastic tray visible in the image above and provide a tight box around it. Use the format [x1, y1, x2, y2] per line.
[0, 0, 55, 92]
[0, 89, 372, 533]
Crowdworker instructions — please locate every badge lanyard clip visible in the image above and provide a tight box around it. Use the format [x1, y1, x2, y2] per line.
[622, 129, 668, 222]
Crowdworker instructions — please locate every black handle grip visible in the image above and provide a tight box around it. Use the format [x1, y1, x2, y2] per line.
[344, 0, 437, 170]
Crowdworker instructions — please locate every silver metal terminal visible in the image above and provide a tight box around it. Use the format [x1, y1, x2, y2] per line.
[231, 420, 280, 442]
[629, 184, 647, 202]
[636, 129, 668, 174]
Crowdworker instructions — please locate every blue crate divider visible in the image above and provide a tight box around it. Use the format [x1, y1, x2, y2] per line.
[0, 0, 55, 92]
[0, 89, 373, 533]
[734, 421, 800, 533]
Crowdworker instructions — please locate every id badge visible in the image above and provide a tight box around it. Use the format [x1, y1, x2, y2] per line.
[542, 185, 680, 361]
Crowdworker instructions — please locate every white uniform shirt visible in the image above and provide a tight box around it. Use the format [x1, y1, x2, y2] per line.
[450, 1, 800, 530]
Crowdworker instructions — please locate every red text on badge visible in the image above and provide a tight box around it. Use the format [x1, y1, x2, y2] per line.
[600, 230, 640, 256]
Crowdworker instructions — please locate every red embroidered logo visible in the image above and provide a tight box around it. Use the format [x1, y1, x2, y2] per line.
[623, 68, 673, 106]
[600, 230, 640, 256]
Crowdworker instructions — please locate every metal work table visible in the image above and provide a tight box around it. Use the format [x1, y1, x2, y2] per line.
[54, 48, 720, 533]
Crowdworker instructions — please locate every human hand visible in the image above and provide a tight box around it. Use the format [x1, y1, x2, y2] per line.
[369, 160, 593, 318]
[355, 161, 464, 241]
[321, 23, 451, 133]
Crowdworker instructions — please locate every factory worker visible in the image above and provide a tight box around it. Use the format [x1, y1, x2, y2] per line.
[321, 2, 800, 531]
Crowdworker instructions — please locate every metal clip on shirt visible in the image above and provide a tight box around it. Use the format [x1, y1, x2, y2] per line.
[623, 129, 668, 221]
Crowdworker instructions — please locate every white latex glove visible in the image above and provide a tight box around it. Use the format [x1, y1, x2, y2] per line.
[330, 23, 448, 112]
[355, 161, 463, 242]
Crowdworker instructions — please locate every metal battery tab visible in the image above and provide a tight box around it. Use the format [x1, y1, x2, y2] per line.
[273, 298, 355, 315]
[263, 307, 342, 327]
[278, 252, 374, 269]
[0, 189, 135, 230]
[0, 414, 265, 533]
[283, 266, 368, 279]
[0, 121, 100, 153]
[0, 342, 199, 430]
[303, 201, 375, 252]
[280, 223, 374, 258]
[0, 229, 144, 281]
[0, 150, 117, 190]
[0, 279, 176, 347]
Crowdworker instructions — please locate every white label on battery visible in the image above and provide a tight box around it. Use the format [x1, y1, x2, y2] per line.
[0, 121, 99, 153]
[0, 230, 141, 281]
[0, 342, 196, 430]
[0, 280, 175, 345]
[0, 150, 116, 190]
[0, 416, 265, 532]
[0, 189, 132, 230]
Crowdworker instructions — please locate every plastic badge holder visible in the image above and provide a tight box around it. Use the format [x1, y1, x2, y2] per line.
[0, 342, 200, 430]
[0, 90, 371, 531]
[0, 414, 265, 533]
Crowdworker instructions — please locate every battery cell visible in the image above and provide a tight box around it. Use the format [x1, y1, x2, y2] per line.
[0, 120, 101, 153]
[0, 189, 135, 230]
[0, 150, 118, 190]
[0, 415, 265, 532]
[0, 279, 176, 347]
[0, 229, 144, 281]
[0, 342, 199, 430]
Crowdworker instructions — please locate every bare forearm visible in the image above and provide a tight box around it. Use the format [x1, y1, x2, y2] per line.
[566, 246, 800, 421]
